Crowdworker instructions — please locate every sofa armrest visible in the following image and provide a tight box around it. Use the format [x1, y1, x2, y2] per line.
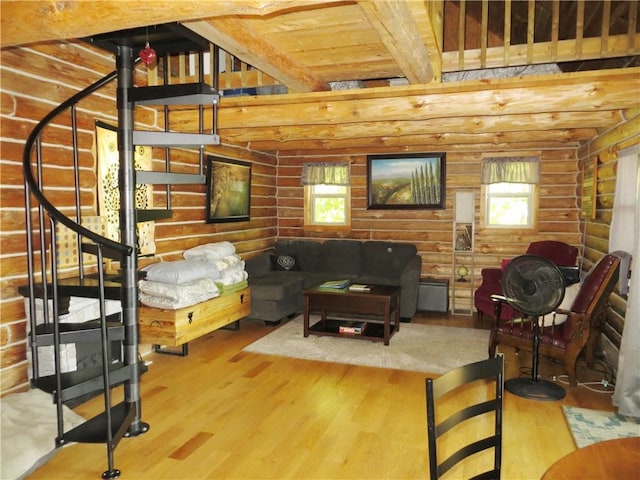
[399, 255, 422, 318]
[245, 251, 273, 277]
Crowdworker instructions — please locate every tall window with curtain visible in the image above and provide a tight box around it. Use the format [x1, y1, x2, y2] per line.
[301, 162, 351, 227]
[481, 156, 540, 228]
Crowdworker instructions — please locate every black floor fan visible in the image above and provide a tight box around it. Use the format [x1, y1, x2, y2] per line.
[500, 255, 567, 401]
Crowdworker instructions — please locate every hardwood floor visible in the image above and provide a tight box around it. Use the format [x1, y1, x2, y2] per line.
[27, 312, 616, 479]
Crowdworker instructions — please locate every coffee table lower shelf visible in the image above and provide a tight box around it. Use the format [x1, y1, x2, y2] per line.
[307, 319, 393, 343]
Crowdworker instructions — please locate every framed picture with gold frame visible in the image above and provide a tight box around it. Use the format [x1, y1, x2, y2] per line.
[206, 155, 251, 223]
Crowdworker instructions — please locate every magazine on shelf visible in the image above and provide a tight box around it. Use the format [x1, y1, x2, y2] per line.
[339, 321, 367, 334]
[348, 284, 371, 292]
[318, 279, 351, 289]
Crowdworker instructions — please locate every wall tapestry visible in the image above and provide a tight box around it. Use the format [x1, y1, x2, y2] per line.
[95, 122, 156, 255]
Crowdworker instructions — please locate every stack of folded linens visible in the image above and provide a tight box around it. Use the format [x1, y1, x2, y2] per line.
[139, 241, 248, 309]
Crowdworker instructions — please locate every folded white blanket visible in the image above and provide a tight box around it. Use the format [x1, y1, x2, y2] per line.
[218, 267, 248, 286]
[142, 258, 220, 285]
[183, 241, 236, 261]
[214, 254, 242, 271]
[138, 277, 220, 310]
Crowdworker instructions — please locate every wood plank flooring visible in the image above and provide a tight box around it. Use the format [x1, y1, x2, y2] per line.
[27, 312, 616, 479]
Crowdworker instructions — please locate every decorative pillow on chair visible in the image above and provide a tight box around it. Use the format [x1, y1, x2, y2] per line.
[271, 254, 300, 271]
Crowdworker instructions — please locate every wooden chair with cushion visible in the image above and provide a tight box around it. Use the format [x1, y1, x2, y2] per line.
[474, 241, 578, 324]
[426, 355, 504, 480]
[489, 254, 620, 386]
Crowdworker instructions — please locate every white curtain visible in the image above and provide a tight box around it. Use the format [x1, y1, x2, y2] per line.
[480, 156, 540, 184]
[611, 145, 640, 418]
[301, 162, 350, 185]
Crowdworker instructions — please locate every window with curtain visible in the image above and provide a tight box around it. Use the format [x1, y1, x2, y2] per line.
[481, 156, 540, 228]
[302, 162, 351, 227]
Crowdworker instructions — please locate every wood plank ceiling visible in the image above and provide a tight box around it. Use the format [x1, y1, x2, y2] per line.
[2, 0, 639, 154]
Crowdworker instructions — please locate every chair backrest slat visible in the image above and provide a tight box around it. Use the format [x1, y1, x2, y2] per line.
[426, 355, 504, 480]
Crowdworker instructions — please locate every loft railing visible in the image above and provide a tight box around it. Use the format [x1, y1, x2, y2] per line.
[146, 45, 282, 91]
[441, 0, 639, 72]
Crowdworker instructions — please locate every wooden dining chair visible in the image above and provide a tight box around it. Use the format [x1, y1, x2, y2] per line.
[426, 355, 504, 480]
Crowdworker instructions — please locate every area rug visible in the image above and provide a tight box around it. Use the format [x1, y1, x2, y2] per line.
[243, 315, 490, 374]
[1, 389, 85, 479]
[563, 405, 640, 448]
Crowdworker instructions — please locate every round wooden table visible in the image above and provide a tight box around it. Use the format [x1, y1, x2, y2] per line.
[541, 436, 640, 479]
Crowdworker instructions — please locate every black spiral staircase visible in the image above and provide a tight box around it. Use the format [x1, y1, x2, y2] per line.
[21, 24, 219, 479]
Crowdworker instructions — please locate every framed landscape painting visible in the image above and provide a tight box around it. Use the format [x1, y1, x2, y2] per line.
[367, 153, 446, 209]
[206, 155, 251, 223]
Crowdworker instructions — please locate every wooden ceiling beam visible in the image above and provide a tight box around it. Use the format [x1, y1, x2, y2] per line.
[204, 71, 639, 130]
[183, 18, 330, 92]
[218, 111, 621, 143]
[242, 128, 596, 152]
[0, 0, 345, 48]
[359, 0, 435, 84]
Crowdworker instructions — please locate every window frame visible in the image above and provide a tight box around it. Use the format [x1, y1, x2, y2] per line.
[481, 182, 539, 230]
[303, 183, 351, 230]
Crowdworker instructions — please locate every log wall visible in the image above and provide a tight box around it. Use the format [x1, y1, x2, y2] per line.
[577, 111, 639, 373]
[277, 148, 583, 313]
[0, 42, 277, 396]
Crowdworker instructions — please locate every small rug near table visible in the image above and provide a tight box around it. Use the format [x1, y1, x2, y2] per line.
[243, 315, 490, 374]
[563, 405, 640, 448]
[1, 389, 85, 480]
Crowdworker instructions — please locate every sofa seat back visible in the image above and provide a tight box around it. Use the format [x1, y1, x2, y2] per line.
[274, 239, 323, 271]
[361, 241, 418, 279]
[318, 239, 362, 275]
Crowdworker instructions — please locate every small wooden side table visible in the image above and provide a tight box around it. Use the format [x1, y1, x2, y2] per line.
[541, 436, 640, 479]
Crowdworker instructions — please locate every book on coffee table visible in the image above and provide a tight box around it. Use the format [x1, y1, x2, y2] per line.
[348, 284, 371, 292]
[338, 321, 367, 334]
[318, 279, 351, 289]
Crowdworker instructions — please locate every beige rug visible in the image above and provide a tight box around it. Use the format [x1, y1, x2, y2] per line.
[244, 315, 490, 374]
[1, 389, 85, 480]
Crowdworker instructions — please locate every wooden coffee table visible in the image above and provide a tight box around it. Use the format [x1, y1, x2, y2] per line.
[303, 284, 400, 345]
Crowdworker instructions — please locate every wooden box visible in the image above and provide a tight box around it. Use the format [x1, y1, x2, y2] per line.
[138, 287, 251, 346]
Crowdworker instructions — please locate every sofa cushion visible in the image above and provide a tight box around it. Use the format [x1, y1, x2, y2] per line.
[275, 240, 323, 271]
[318, 240, 362, 275]
[361, 241, 417, 278]
[271, 254, 300, 271]
[248, 272, 304, 300]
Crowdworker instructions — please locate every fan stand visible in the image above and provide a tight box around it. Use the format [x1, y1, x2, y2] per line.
[505, 315, 566, 401]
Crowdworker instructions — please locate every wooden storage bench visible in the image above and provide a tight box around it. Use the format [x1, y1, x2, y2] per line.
[138, 287, 250, 355]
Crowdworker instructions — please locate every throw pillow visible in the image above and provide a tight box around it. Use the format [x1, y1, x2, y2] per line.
[271, 254, 299, 271]
[539, 282, 581, 327]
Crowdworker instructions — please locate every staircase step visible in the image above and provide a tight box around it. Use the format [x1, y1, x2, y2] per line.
[34, 362, 134, 403]
[33, 313, 124, 346]
[137, 209, 173, 222]
[131, 82, 219, 106]
[133, 131, 220, 147]
[62, 400, 137, 445]
[135, 171, 206, 185]
[22, 278, 122, 301]
[56, 276, 122, 300]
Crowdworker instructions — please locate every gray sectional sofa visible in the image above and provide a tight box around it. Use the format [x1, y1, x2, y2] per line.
[244, 239, 422, 324]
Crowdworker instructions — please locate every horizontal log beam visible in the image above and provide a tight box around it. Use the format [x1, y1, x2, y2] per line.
[219, 111, 620, 143]
[1, 0, 344, 47]
[244, 128, 596, 152]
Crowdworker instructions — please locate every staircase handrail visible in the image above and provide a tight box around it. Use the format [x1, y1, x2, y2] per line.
[22, 69, 132, 255]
